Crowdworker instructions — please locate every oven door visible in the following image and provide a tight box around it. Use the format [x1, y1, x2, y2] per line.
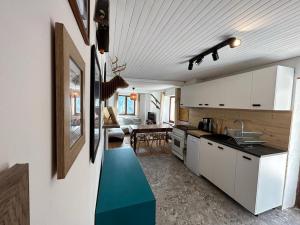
[170, 132, 185, 160]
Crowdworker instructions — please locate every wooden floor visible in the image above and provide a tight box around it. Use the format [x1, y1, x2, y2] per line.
[108, 135, 172, 156]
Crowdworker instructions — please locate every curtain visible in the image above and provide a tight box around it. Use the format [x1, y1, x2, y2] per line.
[136, 94, 140, 116]
[159, 92, 165, 124]
[113, 92, 118, 112]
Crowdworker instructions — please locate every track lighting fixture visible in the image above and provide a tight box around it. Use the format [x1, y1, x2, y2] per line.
[229, 38, 241, 48]
[187, 37, 241, 70]
[195, 57, 203, 65]
[188, 61, 193, 70]
[212, 51, 219, 61]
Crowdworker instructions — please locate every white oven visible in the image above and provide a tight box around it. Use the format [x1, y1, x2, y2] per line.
[170, 129, 186, 160]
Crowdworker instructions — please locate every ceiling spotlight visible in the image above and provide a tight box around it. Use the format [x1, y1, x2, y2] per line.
[195, 57, 203, 65]
[229, 38, 241, 48]
[188, 61, 193, 70]
[186, 37, 240, 70]
[212, 51, 219, 61]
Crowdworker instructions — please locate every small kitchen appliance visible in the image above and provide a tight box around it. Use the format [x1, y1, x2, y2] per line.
[202, 118, 213, 132]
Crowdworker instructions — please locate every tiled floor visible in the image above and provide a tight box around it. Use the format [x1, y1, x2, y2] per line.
[139, 154, 300, 225]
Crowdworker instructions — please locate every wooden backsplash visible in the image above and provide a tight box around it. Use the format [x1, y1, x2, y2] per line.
[181, 108, 292, 150]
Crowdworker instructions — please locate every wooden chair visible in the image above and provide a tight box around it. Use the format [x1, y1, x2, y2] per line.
[136, 133, 149, 149]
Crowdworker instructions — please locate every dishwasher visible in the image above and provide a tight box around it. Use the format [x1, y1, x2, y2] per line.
[186, 135, 201, 175]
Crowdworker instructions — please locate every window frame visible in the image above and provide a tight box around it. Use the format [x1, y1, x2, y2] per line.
[169, 96, 175, 123]
[118, 95, 136, 115]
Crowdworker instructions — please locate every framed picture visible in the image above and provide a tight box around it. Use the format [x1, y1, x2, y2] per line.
[68, 0, 90, 45]
[90, 45, 102, 163]
[55, 22, 85, 179]
[0, 164, 30, 225]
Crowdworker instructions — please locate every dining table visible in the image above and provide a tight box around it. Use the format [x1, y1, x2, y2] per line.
[130, 124, 173, 153]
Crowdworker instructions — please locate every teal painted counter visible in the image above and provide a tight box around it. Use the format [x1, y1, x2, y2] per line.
[95, 147, 156, 225]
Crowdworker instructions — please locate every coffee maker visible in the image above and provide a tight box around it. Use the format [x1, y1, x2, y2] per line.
[200, 118, 213, 132]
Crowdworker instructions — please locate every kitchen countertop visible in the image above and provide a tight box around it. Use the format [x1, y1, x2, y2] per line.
[201, 134, 286, 157]
[187, 130, 211, 138]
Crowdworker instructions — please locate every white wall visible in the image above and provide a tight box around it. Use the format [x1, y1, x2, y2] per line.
[283, 78, 300, 209]
[138, 92, 161, 123]
[0, 1, 103, 225]
[162, 95, 170, 123]
[162, 88, 176, 123]
[149, 91, 161, 123]
[164, 87, 176, 96]
[145, 94, 151, 120]
[139, 93, 147, 123]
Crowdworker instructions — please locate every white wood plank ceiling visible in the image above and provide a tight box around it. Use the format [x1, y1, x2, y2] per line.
[107, 0, 300, 82]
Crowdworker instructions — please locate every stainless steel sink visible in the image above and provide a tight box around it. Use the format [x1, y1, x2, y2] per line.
[227, 129, 266, 145]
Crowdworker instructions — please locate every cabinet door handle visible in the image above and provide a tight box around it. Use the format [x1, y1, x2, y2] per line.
[205, 104, 209, 106]
[180, 103, 183, 105]
[219, 104, 225, 106]
[207, 142, 213, 146]
[243, 156, 252, 161]
[218, 146, 224, 150]
[198, 104, 203, 106]
[252, 104, 261, 107]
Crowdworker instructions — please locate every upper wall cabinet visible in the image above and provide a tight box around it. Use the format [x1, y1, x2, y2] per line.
[221, 72, 252, 109]
[180, 83, 198, 107]
[180, 65, 294, 111]
[251, 66, 294, 110]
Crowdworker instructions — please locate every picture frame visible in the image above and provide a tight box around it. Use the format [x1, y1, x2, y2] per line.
[68, 0, 90, 45]
[90, 45, 102, 163]
[55, 22, 85, 179]
[0, 164, 30, 225]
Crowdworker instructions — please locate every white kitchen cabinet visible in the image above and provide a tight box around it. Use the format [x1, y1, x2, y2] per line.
[199, 138, 287, 215]
[207, 79, 223, 108]
[180, 65, 294, 111]
[199, 140, 237, 197]
[199, 139, 216, 183]
[180, 84, 195, 107]
[235, 151, 287, 215]
[194, 82, 206, 107]
[234, 152, 260, 213]
[212, 143, 237, 197]
[193, 81, 217, 108]
[251, 66, 294, 110]
[222, 72, 252, 109]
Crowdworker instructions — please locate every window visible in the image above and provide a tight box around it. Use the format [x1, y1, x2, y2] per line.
[169, 96, 175, 123]
[118, 95, 136, 115]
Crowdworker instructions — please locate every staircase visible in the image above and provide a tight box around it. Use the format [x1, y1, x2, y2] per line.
[150, 94, 160, 109]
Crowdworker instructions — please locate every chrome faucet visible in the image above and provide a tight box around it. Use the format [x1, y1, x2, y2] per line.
[234, 119, 244, 136]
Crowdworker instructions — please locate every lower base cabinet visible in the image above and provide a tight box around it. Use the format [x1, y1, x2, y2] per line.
[199, 140, 236, 197]
[213, 143, 237, 198]
[199, 139, 215, 182]
[199, 138, 287, 215]
[234, 152, 260, 213]
[235, 151, 287, 215]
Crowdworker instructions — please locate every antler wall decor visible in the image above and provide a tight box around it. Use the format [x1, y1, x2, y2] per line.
[111, 56, 127, 76]
[100, 56, 128, 100]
